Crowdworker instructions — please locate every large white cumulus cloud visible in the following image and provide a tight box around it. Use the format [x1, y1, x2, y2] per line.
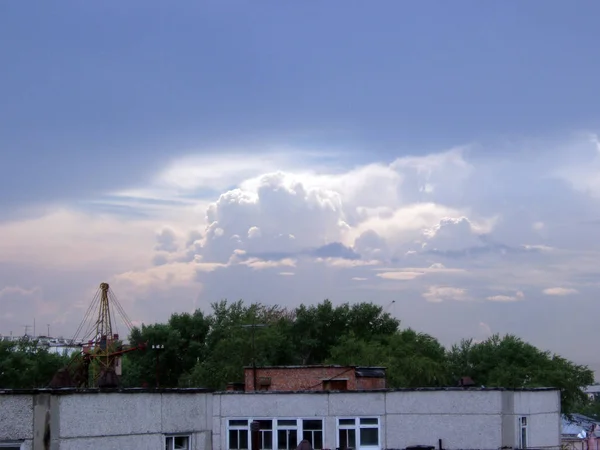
[189, 148, 488, 266]
[201, 172, 349, 262]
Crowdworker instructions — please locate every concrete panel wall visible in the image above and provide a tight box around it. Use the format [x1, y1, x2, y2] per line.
[219, 392, 331, 418]
[161, 393, 213, 434]
[386, 390, 503, 415]
[54, 431, 211, 450]
[385, 413, 503, 450]
[513, 390, 561, 415]
[53, 391, 212, 450]
[56, 434, 160, 450]
[215, 390, 560, 450]
[512, 390, 561, 449]
[0, 394, 33, 441]
[0, 389, 561, 450]
[58, 392, 162, 438]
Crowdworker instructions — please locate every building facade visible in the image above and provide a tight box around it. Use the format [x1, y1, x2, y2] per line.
[242, 366, 386, 392]
[0, 387, 561, 450]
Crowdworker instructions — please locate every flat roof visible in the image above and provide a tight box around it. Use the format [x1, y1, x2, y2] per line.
[0, 387, 214, 396]
[0, 386, 559, 396]
[243, 365, 387, 370]
[218, 387, 560, 394]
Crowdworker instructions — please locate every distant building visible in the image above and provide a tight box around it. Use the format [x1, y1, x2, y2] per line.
[585, 385, 600, 401]
[241, 365, 387, 392]
[561, 413, 600, 450]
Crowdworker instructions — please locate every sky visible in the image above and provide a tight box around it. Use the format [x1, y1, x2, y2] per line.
[1, 1, 600, 374]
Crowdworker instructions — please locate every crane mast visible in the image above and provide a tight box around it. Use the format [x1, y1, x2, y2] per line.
[49, 282, 146, 389]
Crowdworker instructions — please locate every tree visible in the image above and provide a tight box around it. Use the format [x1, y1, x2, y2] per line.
[290, 300, 400, 365]
[122, 309, 212, 388]
[446, 334, 594, 414]
[327, 328, 449, 387]
[0, 338, 70, 389]
[179, 300, 296, 389]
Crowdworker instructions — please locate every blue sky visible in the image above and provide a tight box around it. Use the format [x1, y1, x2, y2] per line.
[1, 2, 600, 374]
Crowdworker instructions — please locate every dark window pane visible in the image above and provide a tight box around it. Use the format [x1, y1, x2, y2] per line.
[166, 437, 173, 450]
[278, 419, 297, 427]
[266, 432, 273, 449]
[260, 420, 273, 430]
[314, 431, 323, 449]
[339, 419, 355, 426]
[277, 430, 287, 449]
[360, 428, 379, 446]
[339, 429, 356, 450]
[290, 430, 298, 449]
[230, 430, 239, 449]
[303, 430, 323, 449]
[278, 429, 298, 450]
[260, 431, 273, 449]
[231, 420, 249, 427]
[303, 420, 322, 430]
[360, 418, 378, 426]
[175, 436, 189, 449]
[240, 430, 249, 450]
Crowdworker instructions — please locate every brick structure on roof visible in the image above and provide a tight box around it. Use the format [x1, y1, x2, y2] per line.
[241, 365, 386, 392]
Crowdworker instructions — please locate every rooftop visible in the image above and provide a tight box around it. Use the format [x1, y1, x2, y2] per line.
[242, 365, 387, 370]
[0, 386, 559, 396]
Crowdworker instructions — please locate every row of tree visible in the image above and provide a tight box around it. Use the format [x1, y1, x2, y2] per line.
[0, 299, 595, 414]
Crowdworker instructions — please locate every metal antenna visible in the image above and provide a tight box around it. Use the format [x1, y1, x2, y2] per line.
[241, 314, 268, 391]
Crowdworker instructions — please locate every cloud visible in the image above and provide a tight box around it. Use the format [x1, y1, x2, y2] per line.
[376, 263, 467, 281]
[4, 133, 600, 374]
[422, 286, 468, 303]
[542, 287, 579, 296]
[155, 227, 179, 253]
[486, 291, 525, 302]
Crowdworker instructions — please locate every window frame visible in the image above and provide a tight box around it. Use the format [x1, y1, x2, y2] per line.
[164, 433, 192, 450]
[226, 418, 325, 450]
[228, 419, 251, 450]
[336, 417, 381, 450]
[301, 418, 324, 450]
[518, 416, 528, 449]
[277, 418, 299, 450]
[0, 443, 23, 450]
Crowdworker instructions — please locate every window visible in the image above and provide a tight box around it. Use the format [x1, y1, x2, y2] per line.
[277, 419, 298, 450]
[323, 379, 348, 391]
[337, 418, 380, 450]
[302, 419, 323, 450]
[259, 420, 274, 450]
[165, 434, 191, 450]
[227, 418, 324, 450]
[229, 420, 250, 450]
[518, 416, 528, 449]
[0, 444, 22, 450]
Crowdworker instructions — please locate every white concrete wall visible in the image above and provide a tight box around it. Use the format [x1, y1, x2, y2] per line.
[55, 391, 213, 450]
[0, 389, 561, 450]
[214, 389, 561, 450]
[0, 393, 33, 449]
[512, 390, 561, 448]
[385, 390, 504, 449]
